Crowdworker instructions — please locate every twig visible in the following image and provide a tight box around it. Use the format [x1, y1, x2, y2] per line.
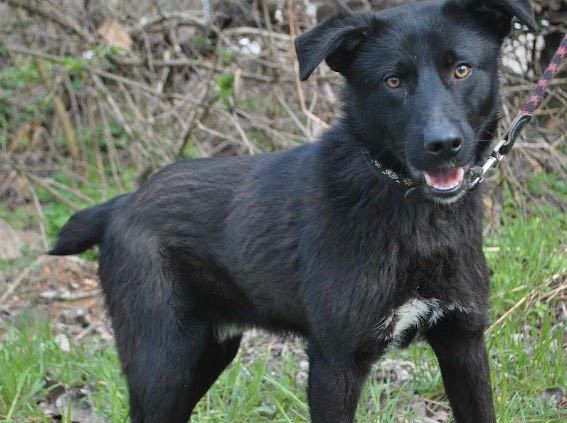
[25, 172, 82, 211]
[229, 111, 257, 154]
[5, 0, 94, 42]
[49, 289, 100, 302]
[85, 95, 108, 199]
[127, 12, 216, 34]
[287, 2, 331, 137]
[486, 272, 566, 333]
[96, 97, 125, 193]
[14, 8, 81, 164]
[22, 175, 49, 250]
[177, 36, 224, 158]
[224, 27, 293, 42]
[6, 44, 281, 85]
[275, 90, 308, 137]
[0, 256, 47, 305]
[91, 74, 134, 138]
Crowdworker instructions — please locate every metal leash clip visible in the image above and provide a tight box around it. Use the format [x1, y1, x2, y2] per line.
[469, 114, 533, 189]
[469, 138, 508, 188]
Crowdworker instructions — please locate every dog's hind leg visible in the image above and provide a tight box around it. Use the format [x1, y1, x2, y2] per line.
[115, 309, 241, 423]
[100, 242, 241, 422]
[182, 333, 242, 417]
[116, 312, 205, 423]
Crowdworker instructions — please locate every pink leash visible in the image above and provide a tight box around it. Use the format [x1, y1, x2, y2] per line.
[470, 34, 567, 187]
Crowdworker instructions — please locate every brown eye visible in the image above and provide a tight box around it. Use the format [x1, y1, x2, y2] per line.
[454, 63, 472, 79]
[386, 76, 401, 89]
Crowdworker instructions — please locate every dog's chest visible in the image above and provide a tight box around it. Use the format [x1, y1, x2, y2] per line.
[376, 298, 464, 348]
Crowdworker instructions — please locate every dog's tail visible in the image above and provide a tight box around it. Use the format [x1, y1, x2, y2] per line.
[49, 194, 130, 255]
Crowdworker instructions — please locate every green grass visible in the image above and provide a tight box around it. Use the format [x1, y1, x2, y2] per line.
[1, 189, 566, 422]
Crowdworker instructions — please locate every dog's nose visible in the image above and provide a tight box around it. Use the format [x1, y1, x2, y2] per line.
[424, 128, 463, 159]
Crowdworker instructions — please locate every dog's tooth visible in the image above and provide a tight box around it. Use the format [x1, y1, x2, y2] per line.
[457, 167, 465, 182]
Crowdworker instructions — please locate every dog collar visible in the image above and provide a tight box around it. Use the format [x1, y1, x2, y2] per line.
[360, 147, 415, 188]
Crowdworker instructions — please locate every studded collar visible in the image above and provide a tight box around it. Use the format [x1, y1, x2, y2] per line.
[360, 147, 415, 188]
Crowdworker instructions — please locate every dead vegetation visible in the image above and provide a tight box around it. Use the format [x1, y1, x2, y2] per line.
[0, 0, 565, 219]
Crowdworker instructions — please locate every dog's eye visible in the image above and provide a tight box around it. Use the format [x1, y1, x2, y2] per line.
[385, 76, 401, 89]
[454, 64, 472, 79]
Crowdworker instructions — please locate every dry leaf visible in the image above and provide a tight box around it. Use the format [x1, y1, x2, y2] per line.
[0, 219, 23, 260]
[97, 19, 132, 49]
[83, 278, 98, 288]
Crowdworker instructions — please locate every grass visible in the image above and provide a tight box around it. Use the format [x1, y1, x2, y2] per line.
[1, 194, 565, 423]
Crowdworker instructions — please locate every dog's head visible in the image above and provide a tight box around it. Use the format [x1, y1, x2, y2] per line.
[295, 0, 537, 204]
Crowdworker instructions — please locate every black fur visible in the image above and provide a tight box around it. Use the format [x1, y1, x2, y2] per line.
[51, 1, 536, 422]
[49, 194, 130, 256]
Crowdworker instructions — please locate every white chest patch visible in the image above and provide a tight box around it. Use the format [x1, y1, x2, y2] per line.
[392, 298, 440, 338]
[383, 297, 449, 347]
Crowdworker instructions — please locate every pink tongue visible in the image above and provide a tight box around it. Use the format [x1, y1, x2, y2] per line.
[428, 168, 460, 187]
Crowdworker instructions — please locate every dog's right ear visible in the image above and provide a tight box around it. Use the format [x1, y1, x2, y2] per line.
[295, 13, 373, 81]
[447, 0, 538, 35]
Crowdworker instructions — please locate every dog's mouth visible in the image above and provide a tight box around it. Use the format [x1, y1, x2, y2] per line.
[423, 167, 465, 192]
[421, 166, 468, 203]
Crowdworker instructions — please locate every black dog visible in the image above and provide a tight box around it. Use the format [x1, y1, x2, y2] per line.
[50, 1, 537, 421]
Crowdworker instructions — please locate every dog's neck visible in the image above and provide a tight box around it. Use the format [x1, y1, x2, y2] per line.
[317, 123, 484, 222]
[341, 106, 413, 180]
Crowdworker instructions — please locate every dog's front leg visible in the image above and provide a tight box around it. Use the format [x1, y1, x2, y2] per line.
[427, 325, 496, 423]
[307, 346, 370, 423]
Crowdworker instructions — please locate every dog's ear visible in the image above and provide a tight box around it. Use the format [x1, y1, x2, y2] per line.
[451, 0, 538, 35]
[295, 13, 373, 81]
